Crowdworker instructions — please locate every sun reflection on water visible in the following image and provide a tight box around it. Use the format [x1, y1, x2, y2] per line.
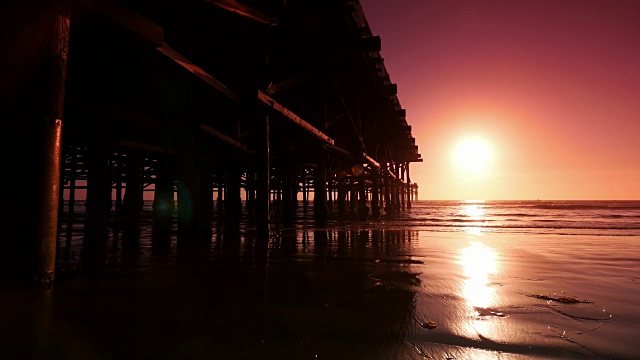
[461, 203, 485, 218]
[460, 202, 487, 235]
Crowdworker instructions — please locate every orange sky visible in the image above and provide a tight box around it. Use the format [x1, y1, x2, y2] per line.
[361, 0, 640, 200]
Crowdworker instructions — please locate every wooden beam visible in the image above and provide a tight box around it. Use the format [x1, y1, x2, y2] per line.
[266, 74, 311, 95]
[363, 152, 380, 169]
[239, 126, 257, 138]
[384, 83, 397, 95]
[200, 124, 251, 153]
[387, 169, 397, 179]
[115, 140, 173, 154]
[74, 0, 164, 47]
[326, 113, 345, 129]
[206, 0, 278, 26]
[327, 144, 356, 159]
[330, 76, 366, 151]
[257, 90, 334, 145]
[157, 43, 243, 105]
[82, 1, 244, 106]
[358, 36, 381, 52]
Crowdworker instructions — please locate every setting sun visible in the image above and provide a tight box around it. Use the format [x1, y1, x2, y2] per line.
[453, 137, 492, 172]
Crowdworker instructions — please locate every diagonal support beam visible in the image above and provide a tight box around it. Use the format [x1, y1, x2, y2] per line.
[329, 76, 366, 151]
[79, 0, 245, 106]
[257, 90, 334, 146]
[266, 74, 311, 95]
[74, 0, 164, 47]
[115, 140, 174, 154]
[206, 0, 278, 26]
[200, 124, 252, 153]
[157, 43, 243, 105]
[363, 152, 380, 169]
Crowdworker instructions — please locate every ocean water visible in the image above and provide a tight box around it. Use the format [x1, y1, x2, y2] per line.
[2, 200, 639, 359]
[374, 200, 640, 236]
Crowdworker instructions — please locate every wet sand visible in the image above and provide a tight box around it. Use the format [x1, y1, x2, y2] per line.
[1, 217, 639, 359]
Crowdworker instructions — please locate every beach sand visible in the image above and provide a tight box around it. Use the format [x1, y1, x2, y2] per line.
[1, 224, 639, 359]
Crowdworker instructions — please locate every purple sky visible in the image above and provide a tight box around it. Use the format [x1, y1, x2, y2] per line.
[360, 0, 640, 200]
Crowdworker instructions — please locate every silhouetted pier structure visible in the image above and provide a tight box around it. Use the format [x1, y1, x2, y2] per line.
[2, 0, 421, 284]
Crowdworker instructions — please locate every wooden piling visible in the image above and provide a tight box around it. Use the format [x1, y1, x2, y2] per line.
[67, 150, 77, 218]
[371, 169, 380, 218]
[226, 163, 243, 222]
[85, 146, 112, 240]
[406, 162, 412, 209]
[337, 175, 347, 217]
[256, 115, 270, 239]
[153, 157, 175, 223]
[123, 152, 143, 225]
[357, 171, 369, 221]
[314, 152, 328, 226]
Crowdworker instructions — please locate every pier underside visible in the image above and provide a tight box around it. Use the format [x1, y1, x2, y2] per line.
[2, 0, 421, 283]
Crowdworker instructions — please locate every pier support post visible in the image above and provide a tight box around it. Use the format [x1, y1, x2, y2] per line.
[371, 169, 380, 218]
[314, 150, 328, 226]
[302, 175, 309, 209]
[357, 170, 369, 221]
[153, 156, 175, 223]
[176, 114, 203, 242]
[349, 179, 357, 214]
[216, 175, 224, 215]
[226, 162, 243, 223]
[177, 160, 203, 242]
[400, 163, 406, 211]
[327, 182, 333, 211]
[9, 6, 72, 284]
[114, 153, 123, 213]
[256, 115, 271, 239]
[406, 162, 412, 209]
[246, 169, 256, 214]
[123, 152, 143, 226]
[383, 163, 392, 214]
[282, 163, 297, 222]
[201, 166, 214, 223]
[85, 146, 112, 240]
[337, 175, 346, 217]
[67, 149, 77, 218]
[393, 163, 400, 213]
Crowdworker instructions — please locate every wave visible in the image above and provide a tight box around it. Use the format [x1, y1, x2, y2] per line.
[377, 218, 640, 231]
[527, 204, 640, 211]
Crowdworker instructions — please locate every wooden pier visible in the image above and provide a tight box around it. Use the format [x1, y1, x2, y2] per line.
[1, 0, 421, 284]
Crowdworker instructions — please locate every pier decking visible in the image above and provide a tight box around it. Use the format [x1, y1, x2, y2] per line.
[2, 0, 421, 284]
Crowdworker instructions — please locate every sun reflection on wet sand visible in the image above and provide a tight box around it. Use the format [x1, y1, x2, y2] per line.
[460, 242, 498, 310]
[456, 241, 504, 340]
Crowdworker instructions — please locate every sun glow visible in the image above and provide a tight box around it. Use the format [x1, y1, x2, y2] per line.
[453, 137, 492, 172]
